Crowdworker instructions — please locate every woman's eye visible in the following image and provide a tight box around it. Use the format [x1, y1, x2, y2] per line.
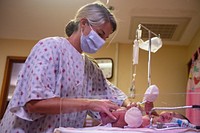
[98, 32, 104, 37]
[98, 30, 105, 37]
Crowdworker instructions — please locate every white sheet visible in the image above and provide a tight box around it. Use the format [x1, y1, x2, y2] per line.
[54, 126, 200, 133]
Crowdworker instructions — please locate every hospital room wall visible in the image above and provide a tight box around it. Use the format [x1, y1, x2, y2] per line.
[0, 39, 36, 95]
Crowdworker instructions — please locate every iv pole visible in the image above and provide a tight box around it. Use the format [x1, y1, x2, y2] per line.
[139, 24, 160, 87]
[148, 30, 152, 87]
[130, 24, 161, 97]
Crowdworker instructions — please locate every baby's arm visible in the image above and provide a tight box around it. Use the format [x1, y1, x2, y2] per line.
[100, 107, 127, 127]
[111, 107, 128, 128]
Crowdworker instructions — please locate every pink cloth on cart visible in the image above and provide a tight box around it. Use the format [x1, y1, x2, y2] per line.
[186, 49, 200, 126]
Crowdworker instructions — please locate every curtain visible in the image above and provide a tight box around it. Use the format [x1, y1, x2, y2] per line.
[186, 48, 200, 126]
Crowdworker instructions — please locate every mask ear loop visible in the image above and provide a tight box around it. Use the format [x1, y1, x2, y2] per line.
[106, 27, 118, 48]
[88, 24, 93, 31]
[106, 18, 120, 47]
[86, 19, 94, 30]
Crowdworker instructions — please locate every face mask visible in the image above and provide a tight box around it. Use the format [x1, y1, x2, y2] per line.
[81, 25, 105, 53]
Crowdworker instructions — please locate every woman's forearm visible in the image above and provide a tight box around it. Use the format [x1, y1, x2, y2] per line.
[25, 97, 90, 114]
[26, 97, 119, 121]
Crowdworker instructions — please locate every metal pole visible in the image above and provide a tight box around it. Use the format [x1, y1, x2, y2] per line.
[148, 30, 151, 87]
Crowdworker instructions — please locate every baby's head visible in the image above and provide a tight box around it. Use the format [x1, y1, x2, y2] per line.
[159, 111, 190, 123]
[141, 111, 190, 127]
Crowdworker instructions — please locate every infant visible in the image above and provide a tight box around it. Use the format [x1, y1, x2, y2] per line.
[100, 85, 188, 128]
[100, 104, 188, 128]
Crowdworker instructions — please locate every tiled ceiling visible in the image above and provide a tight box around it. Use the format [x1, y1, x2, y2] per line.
[0, 0, 200, 46]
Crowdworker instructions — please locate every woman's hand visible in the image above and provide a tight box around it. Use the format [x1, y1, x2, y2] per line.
[87, 99, 119, 121]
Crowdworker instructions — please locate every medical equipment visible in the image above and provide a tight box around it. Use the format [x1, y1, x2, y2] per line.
[130, 24, 162, 98]
[138, 24, 162, 87]
[171, 118, 196, 128]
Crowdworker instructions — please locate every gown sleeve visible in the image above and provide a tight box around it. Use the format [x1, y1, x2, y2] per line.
[9, 37, 64, 121]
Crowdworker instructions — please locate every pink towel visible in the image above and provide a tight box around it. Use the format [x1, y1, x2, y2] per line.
[186, 51, 200, 126]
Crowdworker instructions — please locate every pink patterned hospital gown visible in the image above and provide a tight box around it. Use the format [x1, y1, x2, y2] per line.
[0, 37, 127, 133]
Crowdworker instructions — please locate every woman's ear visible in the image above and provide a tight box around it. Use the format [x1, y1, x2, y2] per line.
[80, 18, 89, 28]
[80, 18, 91, 35]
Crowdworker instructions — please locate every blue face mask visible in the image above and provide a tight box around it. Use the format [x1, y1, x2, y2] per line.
[80, 26, 105, 53]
